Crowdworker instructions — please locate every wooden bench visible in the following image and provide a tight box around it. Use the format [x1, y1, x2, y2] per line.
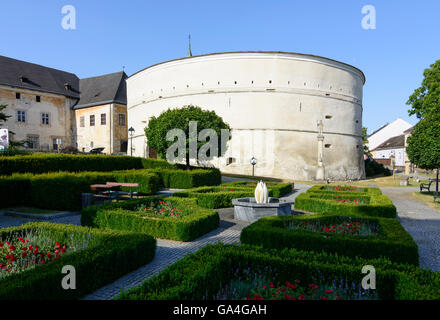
[420, 178, 437, 192]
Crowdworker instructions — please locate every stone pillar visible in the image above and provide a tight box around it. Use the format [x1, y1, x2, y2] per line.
[316, 120, 325, 181]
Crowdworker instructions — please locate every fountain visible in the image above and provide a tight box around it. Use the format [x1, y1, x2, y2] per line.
[232, 181, 293, 223]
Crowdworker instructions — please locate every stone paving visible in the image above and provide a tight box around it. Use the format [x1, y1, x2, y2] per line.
[381, 187, 440, 272]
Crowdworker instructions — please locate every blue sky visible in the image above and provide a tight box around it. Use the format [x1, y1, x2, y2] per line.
[1, 0, 439, 133]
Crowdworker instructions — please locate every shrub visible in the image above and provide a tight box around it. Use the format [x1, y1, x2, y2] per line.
[0, 170, 162, 211]
[221, 181, 293, 198]
[365, 157, 392, 177]
[0, 154, 144, 175]
[81, 197, 219, 241]
[306, 185, 382, 196]
[117, 243, 440, 300]
[294, 189, 396, 218]
[240, 214, 419, 265]
[0, 222, 156, 300]
[150, 168, 221, 189]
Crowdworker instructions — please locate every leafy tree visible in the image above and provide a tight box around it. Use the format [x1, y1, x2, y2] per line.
[407, 59, 440, 119]
[406, 113, 440, 196]
[362, 127, 370, 156]
[0, 104, 10, 124]
[145, 105, 231, 168]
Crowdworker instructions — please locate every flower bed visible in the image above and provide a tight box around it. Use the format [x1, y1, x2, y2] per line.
[117, 243, 440, 300]
[294, 188, 396, 218]
[173, 181, 292, 209]
[306, 185, 382, 196]
[0, 222, 156, 300]
[81, 197, 219, 241]
[240, 214, 418, 265]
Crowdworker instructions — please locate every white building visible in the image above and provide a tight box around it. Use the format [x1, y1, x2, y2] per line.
[367, 118, 412, 153]
[372, 134, 405, 168]
[127, 51, 366, 181]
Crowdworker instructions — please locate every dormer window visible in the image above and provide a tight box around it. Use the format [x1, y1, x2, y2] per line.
[64, 83, 71, 90]
[19, 76, 29, 83]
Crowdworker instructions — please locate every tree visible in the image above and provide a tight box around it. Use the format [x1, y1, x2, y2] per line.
[0, 104, 10, 124]
[362, 127, 370, 156]
[407, 59, 440, 119]
[406, 113, 440, 198]
[145, 105, 231, 168]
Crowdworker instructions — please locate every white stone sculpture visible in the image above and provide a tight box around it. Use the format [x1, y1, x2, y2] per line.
[254, 181, 269, 204]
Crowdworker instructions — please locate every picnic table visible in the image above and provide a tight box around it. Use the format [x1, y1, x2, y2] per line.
[105, 182, 139, 199]
[90, 182, 139, 201]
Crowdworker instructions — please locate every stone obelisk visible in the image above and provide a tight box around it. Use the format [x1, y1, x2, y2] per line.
[316, 120, 325, 181]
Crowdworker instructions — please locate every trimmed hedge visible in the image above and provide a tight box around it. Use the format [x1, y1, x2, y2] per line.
[306, 185, 382, 196]
[0, 170, 162, 211]
[0, 154, 143, 175]
[240, 214, 419, 265]
[117, 243, 440, 300]
[81, 197, 219, 241]
[150, 168, 221, 189]
[0, 222, 156, 300]
[221, 181, 293, 198]
[294, 190, 396, 218]
[173, 181, 292, 209]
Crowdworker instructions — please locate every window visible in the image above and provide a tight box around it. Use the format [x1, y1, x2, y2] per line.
[27, 136, 39, 149]
[53, 138, 62, 151]
[17, 110, 26, 122]
[90, 115, 95, 126]
[36, 96, 41, 103]
[16, 92, 20, 99]
[41, 113, 50, 125]
[118, 114, 126, 126]
[80, 116, 85, 127]
[101, 113, 106, 125]
[90, 141, 94, 148]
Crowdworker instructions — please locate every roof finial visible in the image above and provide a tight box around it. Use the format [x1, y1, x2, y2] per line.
[187, 34, 192, 57]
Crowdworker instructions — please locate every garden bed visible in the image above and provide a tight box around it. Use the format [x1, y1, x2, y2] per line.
[294, 188, 396, 218]
[81, 197, 219, 241]
[240, 214, 418, 265]
[117, 243, 440, 300]
[221, 181, 293, 198]
[0, 222, 156, 300]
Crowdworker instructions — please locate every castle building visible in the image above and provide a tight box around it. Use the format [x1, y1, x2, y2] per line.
[127, 51, 366, 181]
[0, 55, 127, 154]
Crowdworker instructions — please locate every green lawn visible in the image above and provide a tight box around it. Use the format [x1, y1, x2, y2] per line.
[412, 191, 440, 212]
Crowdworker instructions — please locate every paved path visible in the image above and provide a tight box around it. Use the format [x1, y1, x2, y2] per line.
[381, 187, 440, 272]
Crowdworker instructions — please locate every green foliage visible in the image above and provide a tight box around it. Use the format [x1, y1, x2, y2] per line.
[81, 197, 219, 241]
[0, 104, 9, 124]
[294, 187, 396, 218]
[364, 157, 392, 177]
[0, 222, 156, 300]
[0, 170, 162, 211]
[173, 181, 292, 208]
[117, 243, 440, 300]
[145, 105, 231, 166]
[240, 214, 419, 265]
[150, 167, 221, 189]
[406, 113, 440, 170]
[306, 185, 382, 196]
[407, 60, 440, 119]
[362, 127, 370, 155]
[0, 154, 144, 175]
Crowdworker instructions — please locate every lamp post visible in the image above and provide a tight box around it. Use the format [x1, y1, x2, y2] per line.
[128, 127, 135, 156]
[250, 156, 257, 177]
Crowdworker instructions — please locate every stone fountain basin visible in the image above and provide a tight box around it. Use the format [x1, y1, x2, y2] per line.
[232, 197, 293, 223]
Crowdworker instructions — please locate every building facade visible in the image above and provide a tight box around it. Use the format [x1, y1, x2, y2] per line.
[0, 56, 127, 154]
[372, 134, 405, 170]
[367, 118, 412, 156]
[128, 51, 366, 181]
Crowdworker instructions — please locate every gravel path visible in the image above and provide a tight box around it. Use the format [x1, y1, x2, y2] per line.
[381, 188, 440, 272]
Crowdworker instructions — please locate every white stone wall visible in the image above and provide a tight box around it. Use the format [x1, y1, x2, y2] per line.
[375, 148, 405, 167]
[127, 52, 366, 181]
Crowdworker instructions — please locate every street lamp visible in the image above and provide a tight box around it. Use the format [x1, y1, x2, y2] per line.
[128, 127, 135, 156]
[250, 156, 257, 177]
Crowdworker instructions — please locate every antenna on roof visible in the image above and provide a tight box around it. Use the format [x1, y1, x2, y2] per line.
[188, 34, 193, 57]
[122, 65, 126, 71]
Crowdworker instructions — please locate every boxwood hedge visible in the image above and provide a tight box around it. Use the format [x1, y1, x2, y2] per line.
[173, 181, 292, 209]
[117, 243, 440, 300]
[240, 214, 419, 265]
[306, 185, 382, 196]
[294, 190, 396, 218]
[150, 168, 221, 189]
[0, 222, 156, 300]
[81, 197, 219, 241]
[0, 170, 162, 211]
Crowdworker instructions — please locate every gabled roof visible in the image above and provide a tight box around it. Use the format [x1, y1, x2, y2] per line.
[367, 122, 389, 138]
[74, 71, 127, 109]
[372, 134, 405, 151]
[0, 55, 79, 98]
[403, 126, 415, 134]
